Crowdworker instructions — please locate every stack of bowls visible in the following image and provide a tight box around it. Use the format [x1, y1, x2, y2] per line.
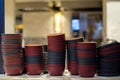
[22, 46, 26, 74]
[42, 45, 48, 73]
[1, 34, 24, 76]
[97, 42, 120, 76]
[77, 42, 96, 77]
[66, 37, 83, 75]
[25, 44, 43, 75]
[47, 33, 66, 76]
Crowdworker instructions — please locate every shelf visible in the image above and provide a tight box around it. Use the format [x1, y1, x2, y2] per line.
[0, 74, 120, 80]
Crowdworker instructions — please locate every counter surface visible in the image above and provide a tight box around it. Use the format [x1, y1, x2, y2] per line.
[0, 74, 120, 80]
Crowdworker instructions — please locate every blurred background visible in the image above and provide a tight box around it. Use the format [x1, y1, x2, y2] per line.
[7, 0, 103, 45]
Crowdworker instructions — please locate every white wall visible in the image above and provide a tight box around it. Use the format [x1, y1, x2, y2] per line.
[106, 1, 120, 41]
[23, 12, 54, 44]
[23, 12, 72, 44]
[5, 0, 15, 33]
[23, 12, 54, 38]
[61, 12, 72, 38]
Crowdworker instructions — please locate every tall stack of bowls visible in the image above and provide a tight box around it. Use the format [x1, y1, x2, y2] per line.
[47, 33, 66, 76]
[1, 34, 24, 76]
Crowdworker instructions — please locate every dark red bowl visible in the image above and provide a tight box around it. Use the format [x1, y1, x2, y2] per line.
[47, 64, 65, 76]
[26, 64, 43, 75]
[77, 42, 96, 49]
[78, 65, 96, 77]
[68, 61, 78, 75]
[1, 34, 22, 39]
[4, 65, 24, 76]
[77, 52, 96, 58]
[25, 44, 43, 56]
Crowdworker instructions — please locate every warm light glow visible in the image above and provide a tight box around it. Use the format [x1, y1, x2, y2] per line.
[16, 24, 24, 29]
[54, 12, 62, 33]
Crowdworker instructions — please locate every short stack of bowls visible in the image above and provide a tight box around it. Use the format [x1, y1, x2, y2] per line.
[77, 42, 96, 77]
[66, 37, 84, 75]
[25, 44, 43, 75]
[43, 45, 48, 73]
[47, 33, 66, 76]
[1, 34, 24, 76]
[97, 42, 120, 76]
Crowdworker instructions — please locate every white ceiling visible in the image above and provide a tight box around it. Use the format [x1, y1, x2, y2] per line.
[16, 0, 102, 17]
[16, 0, 102, 9]
[16, 0, 101, 3]
[16, 0, 49, 3]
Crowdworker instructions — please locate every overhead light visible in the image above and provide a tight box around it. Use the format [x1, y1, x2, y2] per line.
[54, 12, 62, 33]
[48, 1, 62, 12]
